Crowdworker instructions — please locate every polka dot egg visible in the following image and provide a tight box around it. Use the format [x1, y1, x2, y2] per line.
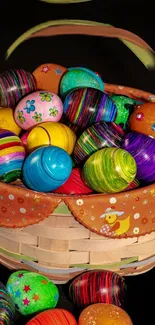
[14, 91, 63, 130]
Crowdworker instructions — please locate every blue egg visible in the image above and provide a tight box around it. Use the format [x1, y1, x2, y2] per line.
[22, 146, 72, 192]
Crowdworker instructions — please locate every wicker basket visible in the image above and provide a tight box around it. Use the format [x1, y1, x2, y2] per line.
[0, 22, 155, 284]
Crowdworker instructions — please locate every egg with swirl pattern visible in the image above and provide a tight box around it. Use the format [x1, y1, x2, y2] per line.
[63, 88, 117, 129]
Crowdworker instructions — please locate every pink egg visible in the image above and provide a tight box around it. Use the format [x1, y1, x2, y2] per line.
[21, 131, 30, 147]
[14, 91, 63, 130]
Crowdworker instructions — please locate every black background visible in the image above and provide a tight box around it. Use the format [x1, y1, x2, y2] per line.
[0, 1, 155, 324]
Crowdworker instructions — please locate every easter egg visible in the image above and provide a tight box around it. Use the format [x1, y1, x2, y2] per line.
[0, 129, 25, 182]
[83, 147, 137, 193]
[33, 63, 67, 94]
[0, 281, 15, 325]
[68, 66, 104, 90]
[0, 107, 21, 135]
[14, 91, 63, 130]
[60, 68, 104, 97]
[63, 88, 117, 129]
[54, 168, 93, 194]
[26, 122, 76, 154]
[129, 102, 155, 137]
[111, 95, 135, 129]
[69, 270, 125, 308]
[21, 131, 30, 148]
[0, 69, 36, 108]
[125, 178, 140, 191]
[6, 270, 59, 316]
[74, 122, 124, 165]
[26, 309, 77, 325]
[78, 303, 133, 325]
[23, 145, 72, 192]
[122, 131, 155, 184]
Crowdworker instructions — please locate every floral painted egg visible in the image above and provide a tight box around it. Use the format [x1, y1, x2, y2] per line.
[63, 88, 117, 129]
[0, 69, 36, 108]
[0, 281, 15, 325]
[111, 95, 135, 129]
[33, 63, 67, 94]
[122, 131, 155, 184]
[14, 91, 63, 130]
[60, 68, 104, 97]
[26, 309, 77, 325]
[0, 129, 25, 183]
[78, 303, 133, 325]
[26, 122, 76, 154]
[69, 270, 126, 308]
[82, 147, 137, 193]
[74, 122, 124, 165]
[129, 102, 155, 137]
[6, 270, 59, 316]
[0, 107, 21, 135]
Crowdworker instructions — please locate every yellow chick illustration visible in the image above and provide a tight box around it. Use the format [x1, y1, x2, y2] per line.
[100, 208, 130, 236]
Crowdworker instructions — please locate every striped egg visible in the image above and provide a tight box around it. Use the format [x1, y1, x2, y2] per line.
[0, 69, 36, 108]
[0, 129, 25, 183]
[63, 88, 117, 129]
[0, 281, 15, 325]
[26, 309, 77, 325]
[74, 122, 124, 165]
[82, 147, 137, 193]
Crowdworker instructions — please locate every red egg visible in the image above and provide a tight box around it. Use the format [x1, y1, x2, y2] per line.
[26, 309, 77, 325]
[69, 270, 126, 308]
[54, 168, 93, 194]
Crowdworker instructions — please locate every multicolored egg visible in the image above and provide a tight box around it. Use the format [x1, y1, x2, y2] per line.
[6, 270, 59, 316]
[74, 122, 124, 165]
[129, 102, 155, 137]
[63, 88, 117, 129]
[82, 147, 137, 193]
[54, 168, 93, 194]
[0, 129, 25, 183]
[0, 69, 36, 108]
[122, 131, 155, 184]
[60, 68, 104, 97]
[69, 270, 126, 308]
[0, 281, 15, 325]
[14, 91, 63, 130]
[33, 63, 67, 94]
[26, 309, 77, 325]
[125, 178, 140, 191]
[0, 107, 21, 135]
[23, 146, 72, 192]
[26, 122, 76, 154]
[78, 303, 133, 325]
[111, 95, 135, 129]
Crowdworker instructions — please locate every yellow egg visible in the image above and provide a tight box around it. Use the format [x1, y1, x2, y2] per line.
[27, 122, 76, 155]
[0, 107, 21, 135]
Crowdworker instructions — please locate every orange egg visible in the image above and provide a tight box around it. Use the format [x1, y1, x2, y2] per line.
[26, 309, 77, 325]
[33, 63, 67, 94]
[78, 303, 133, 325]
[129, 102, 155, 137]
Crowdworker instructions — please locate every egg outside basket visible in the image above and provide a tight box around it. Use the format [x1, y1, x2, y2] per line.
[0, 22, 155, 284]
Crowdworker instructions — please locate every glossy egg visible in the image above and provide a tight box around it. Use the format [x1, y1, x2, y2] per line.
[69, 270, 125, 308]
[122, 131, 155, 184]
[0, 107, 21, 136]
[6, 270, 59, 316]
[26, 122, 76, 154]
[78, 303, 133, 325]
[63, 88, 117, 129]
[0, 281, 15, 325]
[14, 91, 63, 130]
[74, 122, 124, 165]
[26, 309, 77, 325]
[33, 63, 67, 94]
[0, 69, 36, 108]
[54, 168, 93, 194]
[22, 146, 72, 192]
[129, 102, 155, 137]
[60, 68, 104, 97]
[0, 129, 25, 183]
[111, 95, 135, 129]
[82, 147, 137, 193]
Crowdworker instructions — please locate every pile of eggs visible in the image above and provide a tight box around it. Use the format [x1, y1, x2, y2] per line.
[0, 64, 154, 194]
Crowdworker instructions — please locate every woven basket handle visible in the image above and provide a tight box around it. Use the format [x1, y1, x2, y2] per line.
[6, 20, 155, 70]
